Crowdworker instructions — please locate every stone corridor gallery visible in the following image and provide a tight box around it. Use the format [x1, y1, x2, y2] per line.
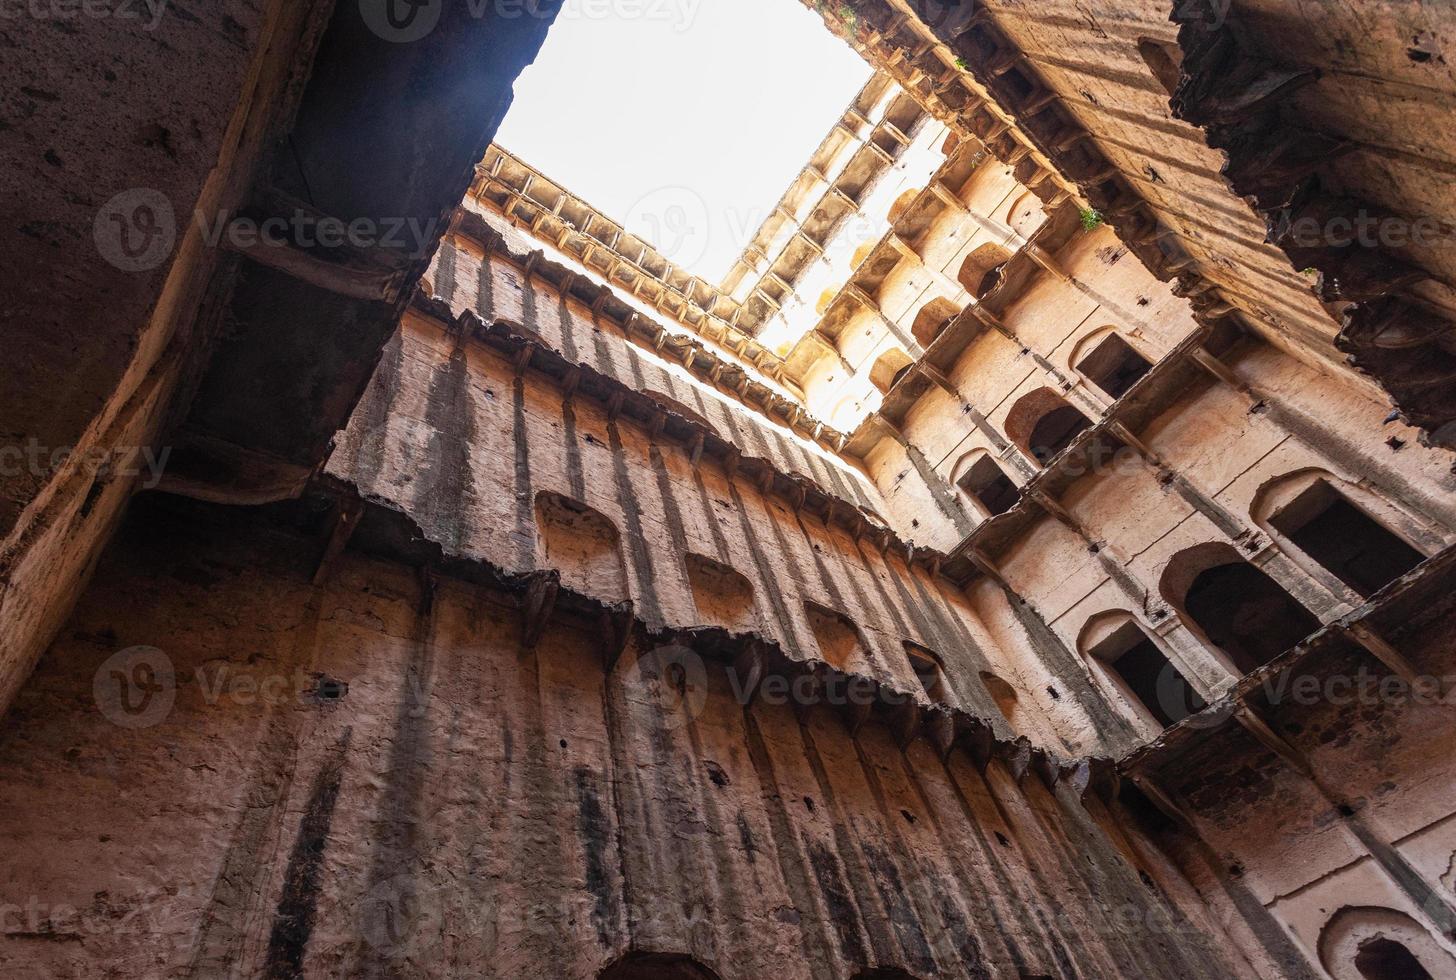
[4, 0, 1456, 977]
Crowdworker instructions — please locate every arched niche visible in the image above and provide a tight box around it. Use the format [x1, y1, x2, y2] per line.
[827, 393, 865, 432]
[599, 952, 725, 980]
[805, 601, 868, 672]
[869, 347, 915, 395]
[1138, 36, 1183, 97]
[1070, 327, 1152, 401]
[1005, 190, 1045, 239]
[536, 491, 628, 602]
[903, 641, 949, 704]
[816, 287, 838, 316]
[888, 188, 921, 224]
[1251, 469, 1430, 598]
[685, 553, 756, 632]
[1317, 906, 1456, 980]
[909, 296, 962, 347]
[979, 670, 1022, 730]
[957, 242, 1013, 299]
[1077, 611, 1205, 729]
[1159, 542, 1321, 675]
[851, 240, 876, 269]
[1003, 387, 1092, 465]
[952, 451, 1018, 517]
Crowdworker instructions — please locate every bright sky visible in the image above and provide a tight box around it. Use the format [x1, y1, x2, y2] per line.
[496, 0, 874, 285]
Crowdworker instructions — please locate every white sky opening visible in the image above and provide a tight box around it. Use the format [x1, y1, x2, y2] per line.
[496, 0, 874, 285]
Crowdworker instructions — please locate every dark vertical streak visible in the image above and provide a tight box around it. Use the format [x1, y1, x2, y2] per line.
[416, 347, 477, 554]
[263, 728, 354, 979]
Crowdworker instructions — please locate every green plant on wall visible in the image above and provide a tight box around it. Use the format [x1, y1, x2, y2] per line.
[1079, 207, 1103, 231]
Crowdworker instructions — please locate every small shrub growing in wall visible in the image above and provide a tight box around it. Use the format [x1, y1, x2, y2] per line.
[1079, 207, 1104, 231]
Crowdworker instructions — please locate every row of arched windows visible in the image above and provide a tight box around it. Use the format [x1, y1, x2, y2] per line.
[1077, 473, 1431, 730]
[868, 326, 1149, 449]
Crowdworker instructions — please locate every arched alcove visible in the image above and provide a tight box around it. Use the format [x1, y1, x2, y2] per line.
[851, 240, 876, 269]
[1317, 906, 1456, 980]
[957, 243, 1013, 299]
[910, 297, 962, 347]
[953, 452, 1018, 517]
[1005, 190, 1045, 238]
[806, 602, 868, 671]
[1078, 611, 1205, 728]
[1160, 542, 1321, 674]
[536, 491, 627, 601]
[686, 553, 756, 632]
[941, 131, 960, 156]
[979, 670, 1022, 729]
[600, 952, 725, 980]
[869, 347, 915, 394]
[828, 394, 864, 432]
[888, 188, 920, 224]
[1252, 470, 1427, 598]
[816, 288, 837, 316]
[1072, 328, 1152, 401]
[1138, 36, 1183, 97]
[1004, 388, 1092, 464]
[904, 642, 949, 704]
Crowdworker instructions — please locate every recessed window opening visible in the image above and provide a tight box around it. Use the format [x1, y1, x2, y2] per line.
[1087, 620, 1205, 728]
[869, 348, 915, 395]
[1183, 560, 1321, 674]
[1268, 480, 1424, 597]
[957, 455, 1018, 516]
[600, 953, 724, 980]
[888, 188, 920, 224]
[958, 243, 1013, 299]
[1355, 937, 1433, 980]
[1027, 405, 1091, 463]
[910, 297, 962, 347]
[1075, 332, 1152, 400]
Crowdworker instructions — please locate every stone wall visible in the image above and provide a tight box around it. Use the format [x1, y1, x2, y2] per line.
[0, 494, 1258, 979]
